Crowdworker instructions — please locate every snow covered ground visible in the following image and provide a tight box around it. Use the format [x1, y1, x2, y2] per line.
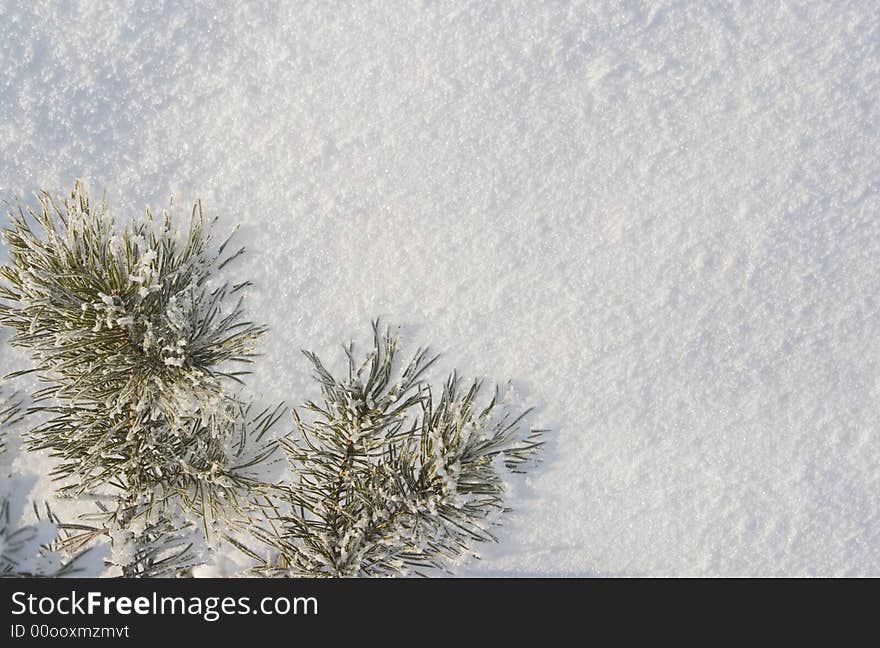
[1, 0, 878, 576]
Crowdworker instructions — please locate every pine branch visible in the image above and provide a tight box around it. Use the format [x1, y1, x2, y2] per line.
[0, 183, 281, 574]
[243, 321, 544, 577]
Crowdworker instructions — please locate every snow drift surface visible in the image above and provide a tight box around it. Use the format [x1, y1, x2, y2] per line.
[0, 0, 878, 576]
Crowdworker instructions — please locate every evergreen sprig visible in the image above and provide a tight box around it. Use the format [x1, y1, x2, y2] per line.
[0, 184, 277, 519]
[0, 184, 546, 578]
[242, 322, 544, 577]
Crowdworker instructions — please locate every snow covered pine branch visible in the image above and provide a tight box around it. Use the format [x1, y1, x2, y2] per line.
[0, 184, 281, 576]
[238, 322, 544, 577]
[0, 184, 543, 577]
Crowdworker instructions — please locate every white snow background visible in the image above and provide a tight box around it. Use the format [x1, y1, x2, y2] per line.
[1, 0, 878, 576]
